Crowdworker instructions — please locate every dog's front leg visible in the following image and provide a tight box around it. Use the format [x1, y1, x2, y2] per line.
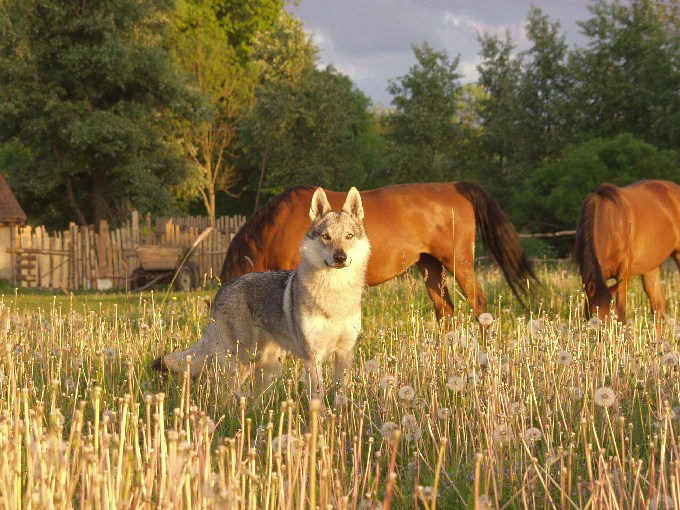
[333, 347, 353, 402]
[305, 357, 325, 401]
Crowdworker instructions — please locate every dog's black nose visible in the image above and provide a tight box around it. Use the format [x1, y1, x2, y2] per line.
[333, 251, 347, 264]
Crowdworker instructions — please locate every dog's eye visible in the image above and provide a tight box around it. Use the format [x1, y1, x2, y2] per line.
[346, 233, 354, 240]
[321, 233, 331, 241]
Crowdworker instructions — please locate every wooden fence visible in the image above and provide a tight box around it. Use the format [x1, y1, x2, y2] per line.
[10, 212, 246, 290]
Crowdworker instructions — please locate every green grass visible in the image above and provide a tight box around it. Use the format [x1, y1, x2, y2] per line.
[0, 262, 678, 509]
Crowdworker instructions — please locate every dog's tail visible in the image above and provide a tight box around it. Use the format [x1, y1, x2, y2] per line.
[454, 181, 538, 308]
[152, 356, 168, 372]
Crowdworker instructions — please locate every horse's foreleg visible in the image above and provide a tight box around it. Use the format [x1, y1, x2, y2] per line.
[641, 267, 666, 319]
[614, 277, 628, 320]
[445, 258, 487, 319]
[416, 254, 455, 321]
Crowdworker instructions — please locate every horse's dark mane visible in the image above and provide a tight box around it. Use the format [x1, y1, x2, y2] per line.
[221, 186, 316, 278]
[574, 183, 622, 291]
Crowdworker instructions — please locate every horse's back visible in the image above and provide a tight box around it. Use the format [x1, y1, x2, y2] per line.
[618, 180, 680, 269]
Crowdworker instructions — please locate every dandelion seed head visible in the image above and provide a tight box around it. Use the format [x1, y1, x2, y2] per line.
[401, 417, 422, 441]
[380, 421, 399, 444]
[437, 407, 450, 420]
[363, 359, 379, 374]
[446, 374, 466, 392]
[588, 317, 602, 330]
[103, 347, 118, 359]
[524, 427, 543, 442]
[334, 393, 348, 407]
[556, 350, 573, 367]
[476, 495, 493, 510]
[478, 312, 494, 326]
[661, 352, 679, 367]
[398, 385, 415, 401]
[508, 401, 525, 416]
[379, 375, 397, 390]
[594, 386, 616, 407]
[492, 423, 514, 444]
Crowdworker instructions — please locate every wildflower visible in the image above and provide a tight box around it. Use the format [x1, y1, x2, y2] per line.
[492, 423, 514, 444]
[446, 375, 466, 392]
[401, 414, 422, 441]
[556, 350, 573, 367]
[594, 386, 616, 408]
[588, 317, 602, 330]
[398, 385, 415, 402]
[363, 359, 379, 374]
[379, 375, 397, 390]
[380, 421, 399, 444]
[523, 427, 543, 442]
[478, 312, 494, 327]
[661, 352, 679, 367]
[436, 407, 450, 420]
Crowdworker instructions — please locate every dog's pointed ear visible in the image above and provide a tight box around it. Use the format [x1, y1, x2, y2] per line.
[309, 187, 332, 221]
[342, 187, 364, 222]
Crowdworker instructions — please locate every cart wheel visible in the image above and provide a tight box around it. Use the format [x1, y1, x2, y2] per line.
[174, 266, 194, 292]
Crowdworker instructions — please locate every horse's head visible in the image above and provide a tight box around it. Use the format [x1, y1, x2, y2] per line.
[584, 279, 620, 319]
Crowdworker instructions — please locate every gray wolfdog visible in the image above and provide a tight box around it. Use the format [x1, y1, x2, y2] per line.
[156, 187, 371, 400]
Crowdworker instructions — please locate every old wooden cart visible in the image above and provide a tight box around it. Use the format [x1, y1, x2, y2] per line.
[129, 245, 199, 291]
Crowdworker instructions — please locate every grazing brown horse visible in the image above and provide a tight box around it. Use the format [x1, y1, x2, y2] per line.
[219, 182, 536, 320]
[575, 180, 680, 319]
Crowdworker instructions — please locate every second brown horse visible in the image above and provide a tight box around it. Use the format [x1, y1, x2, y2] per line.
[220, 182, 537, 320]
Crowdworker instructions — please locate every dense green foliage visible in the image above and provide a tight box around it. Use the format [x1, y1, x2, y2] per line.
[0, 0, 678, 242]
[0, 0, 198, 228]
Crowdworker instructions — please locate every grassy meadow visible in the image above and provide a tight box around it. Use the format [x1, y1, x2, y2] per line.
[0, 260, 679, 509]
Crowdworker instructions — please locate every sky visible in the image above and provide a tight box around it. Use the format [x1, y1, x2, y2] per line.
[287, 0, 595, 105]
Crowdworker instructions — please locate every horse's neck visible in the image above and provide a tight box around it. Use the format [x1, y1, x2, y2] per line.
[594, 198, 628, 276]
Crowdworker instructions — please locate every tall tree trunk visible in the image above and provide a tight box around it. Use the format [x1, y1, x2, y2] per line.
[90, 167, 108, 229]
[63, 176, 88, 226]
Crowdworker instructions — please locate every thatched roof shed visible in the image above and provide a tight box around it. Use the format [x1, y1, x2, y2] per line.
[0, 174, 26, 224]
[0, 174, 27, 281]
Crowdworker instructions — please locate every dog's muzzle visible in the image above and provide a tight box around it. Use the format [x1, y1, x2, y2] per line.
[326, 250, 348, 268]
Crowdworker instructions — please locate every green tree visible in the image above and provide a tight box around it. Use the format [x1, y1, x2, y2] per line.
[380, 43, 462, 183]
[170, 0, 269, 225]
[476, 9, 572, 204]
[476, 32, 523, 201]
[240, 66, 377, 207]
[0, 0, 195, 228]
[570, 0, 680, 149]
[516, 134, 679, 233]
[238, 12, 379, 209]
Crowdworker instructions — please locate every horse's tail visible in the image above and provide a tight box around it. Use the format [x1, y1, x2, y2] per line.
[454, 181, 538, 306]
